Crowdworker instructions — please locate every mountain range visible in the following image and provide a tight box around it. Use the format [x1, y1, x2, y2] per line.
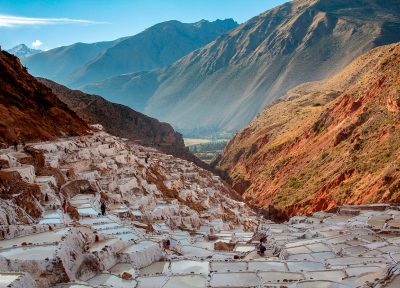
[7, 44, 41, 59]
[82, 0, 400, 135]
[215, 42, 400, 220]
[22, 19, 238, 89]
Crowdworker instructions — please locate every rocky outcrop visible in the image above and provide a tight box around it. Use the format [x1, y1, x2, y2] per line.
[0, 51, 89, 145]
[216, 43, 400, 218]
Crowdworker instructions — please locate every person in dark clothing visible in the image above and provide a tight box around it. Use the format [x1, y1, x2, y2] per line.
[13, 141, 18, 151]
[145, 154, 149, 164]
[258, 238, 267, 256]
[101, 201, 106, 216]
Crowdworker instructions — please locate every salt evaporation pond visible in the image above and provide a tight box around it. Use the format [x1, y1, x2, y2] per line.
[139, 261, 169, 275]
[136, 275, 167, 288]
[163, 275, 206, 288]
[0, 273, 19, 286]
[211, 261, 247, 272]
[0, 244, 57, 260]
[170, 260, 209, 274]
[0, 228, 69, 249]
[87, 273, 136, 288]
[210, 272, 261, 287]
[248, 261, 287, 272]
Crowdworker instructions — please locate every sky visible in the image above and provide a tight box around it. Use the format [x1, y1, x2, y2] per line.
[0, 0, 287, 50]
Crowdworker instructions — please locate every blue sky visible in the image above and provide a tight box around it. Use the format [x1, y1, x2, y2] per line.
[0, 0, 287, 50]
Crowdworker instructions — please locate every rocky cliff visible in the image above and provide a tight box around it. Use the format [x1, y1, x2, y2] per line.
[216, 43, 400, 220]
[0, 51, 88, 145]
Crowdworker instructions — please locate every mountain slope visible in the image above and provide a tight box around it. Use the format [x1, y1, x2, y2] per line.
[215, 42, 400, 219]
[22, 40, 120, 84]
[7, 44, 41, 59]
[38, 78, 207, 168]
[0, 51, 88, 145]
[68, 19, 238, 87]
[83, 0, 400, 134]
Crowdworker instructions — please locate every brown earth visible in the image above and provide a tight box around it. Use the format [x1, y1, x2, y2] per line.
[0, 51, 88, 145]
[215, 43, 400, 220]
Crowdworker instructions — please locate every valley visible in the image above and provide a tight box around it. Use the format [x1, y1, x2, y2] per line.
[2, 0, 400, 286]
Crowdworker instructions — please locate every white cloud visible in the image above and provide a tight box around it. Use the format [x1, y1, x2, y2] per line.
[0, 15, 105, 28]
[32, 40, 43, 48]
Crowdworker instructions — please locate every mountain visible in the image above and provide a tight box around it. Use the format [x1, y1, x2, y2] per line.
[0, 51, 88, 145]
[22, 40, 120, 84]
[7, 44, 41, 59]
[83, 0, 400, 135]
[38, 78, 208, 168]
[214, 42, 400, 220]
[68, 19, 238, 87]
[22, 19, 237, 88]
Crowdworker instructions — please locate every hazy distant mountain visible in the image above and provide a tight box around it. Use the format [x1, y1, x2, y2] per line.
[22, 40, 121, 84]
[7, 44, 41, 59]
[68, 19, 238, 87]
[22, 19, 237, 88]
[83, 0, 400, 135]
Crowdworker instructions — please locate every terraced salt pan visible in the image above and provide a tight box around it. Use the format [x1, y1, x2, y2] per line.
[170, 260, 209, 274]
[305, 270, 346, 281]
[295, 280, 350, 288]
[87, 273, 136, 288]
[0, 228, 69, 249]
[234, 244, 256, 252]
[0, 244, 57, 260]
[92, 222, 122, 230]
[248, 261, 288, 272]
[89, 238, 119, 252]
[286, 261, 325, 272]
[77, 207, 98, 216]
[96, 227, 132, 235]
[38, 218, 62, 224]
[210, 272, 260, 287]
[117, 233, 141, 241]
[258, 271, 304, 283]
[0, 273, 19, 285]
[163, 275, 207, 288]
[136, 275, 167, 288]
[181, 245, 213, 257]
[139, 261, 169, 276]
[211, 261, 247, 272]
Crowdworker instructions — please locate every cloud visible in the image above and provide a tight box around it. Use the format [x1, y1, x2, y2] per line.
[32, 40, 43, 48]
[0, 15, 105, 28]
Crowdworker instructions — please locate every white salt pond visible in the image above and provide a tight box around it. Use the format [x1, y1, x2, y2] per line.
[210, 272, 261, 287]
[163, 275, 207, 288]
[211, 261, 247, 272]
[181, 245, 213, 257]
[0, 244, 57, 260]
[123, 241, 158, 253]
[234, 244, 256, 252]
[136, 275, 167, 288]
[257, 271, 304, 283]
[0, 228, 69, 249]
[87, 273, 136, 288]
[0, 273, 20, 286]
[170, 260, 209, 274]
[89, 238, 119, 252]
[248, 261, 287, 272]
[139, 261, 169, 276]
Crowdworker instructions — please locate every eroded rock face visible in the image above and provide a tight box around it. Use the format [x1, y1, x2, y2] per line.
[216, 43, 400, 218]
[0, 51, 88, 145]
